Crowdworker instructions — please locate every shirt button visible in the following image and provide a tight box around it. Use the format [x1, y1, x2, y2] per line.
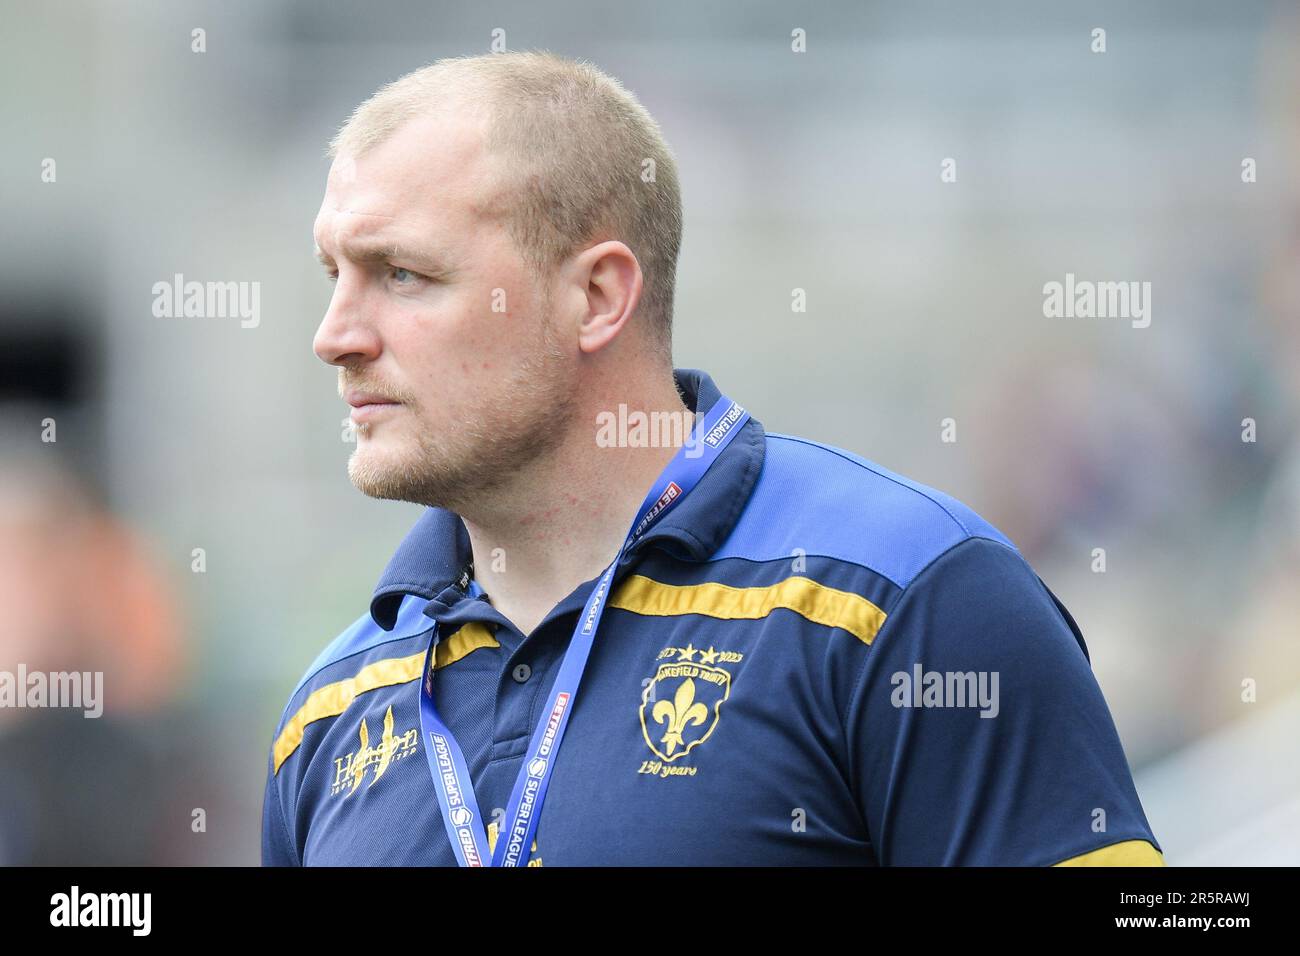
[512, 663, 532, 684]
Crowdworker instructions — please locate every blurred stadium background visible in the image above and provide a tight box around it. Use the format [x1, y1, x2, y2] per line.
[1, 0, 1296, 864]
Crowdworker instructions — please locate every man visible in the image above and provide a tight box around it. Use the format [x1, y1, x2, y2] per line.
[262, 51, 1163, 866]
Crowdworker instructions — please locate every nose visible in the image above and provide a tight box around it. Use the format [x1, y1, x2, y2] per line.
[313, 272, 381, 367]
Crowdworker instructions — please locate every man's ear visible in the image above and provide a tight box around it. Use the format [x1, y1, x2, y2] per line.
[572, 240, 643, 355]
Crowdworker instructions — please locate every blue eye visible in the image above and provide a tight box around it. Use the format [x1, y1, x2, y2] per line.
[391, 267, 417, 284]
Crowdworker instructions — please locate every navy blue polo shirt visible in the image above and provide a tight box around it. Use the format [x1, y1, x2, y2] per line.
[262, 367, 1163, 866]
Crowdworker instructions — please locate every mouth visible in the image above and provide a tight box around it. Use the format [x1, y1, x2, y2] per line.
[346, 390, 404, 423]
[346, 388, 399, 406]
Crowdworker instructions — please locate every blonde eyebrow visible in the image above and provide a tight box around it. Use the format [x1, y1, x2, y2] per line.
[314, 238, 450, 277]
[314, 238, 396, 265]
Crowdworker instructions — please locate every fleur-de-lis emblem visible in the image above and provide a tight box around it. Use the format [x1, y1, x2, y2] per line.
[651, 678, 709, 756]
[640, 657, 731, 762]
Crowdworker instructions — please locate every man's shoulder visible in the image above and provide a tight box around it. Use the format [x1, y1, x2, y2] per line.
[721, 431, 1020, 590]
[274, 594, 434, 732]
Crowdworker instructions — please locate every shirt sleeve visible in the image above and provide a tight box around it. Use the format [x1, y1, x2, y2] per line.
[261, 751, 300, 866]
[844, 535, 1164, 866]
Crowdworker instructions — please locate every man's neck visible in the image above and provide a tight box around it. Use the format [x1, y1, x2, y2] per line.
[460, 375, 694, 638]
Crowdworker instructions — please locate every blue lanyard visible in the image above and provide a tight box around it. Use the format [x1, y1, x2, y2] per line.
[418, 394, 750, 866]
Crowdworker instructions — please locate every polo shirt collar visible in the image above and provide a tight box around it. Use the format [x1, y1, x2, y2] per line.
[369, 367, 765, 630]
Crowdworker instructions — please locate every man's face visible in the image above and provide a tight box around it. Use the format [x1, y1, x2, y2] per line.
[312, 109, 578, 511]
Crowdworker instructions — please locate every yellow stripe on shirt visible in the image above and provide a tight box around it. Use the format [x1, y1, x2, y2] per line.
[1054, 839, 1166, 866]
[273, 621, 499, 773]
[609, 574, 887, 645]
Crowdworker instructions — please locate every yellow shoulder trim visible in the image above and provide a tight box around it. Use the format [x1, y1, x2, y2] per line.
[608, 574, 886, 645]
[273, 621, 498, 774]
[1053, 839, 1166, 866]
[434, 619, 500, 670]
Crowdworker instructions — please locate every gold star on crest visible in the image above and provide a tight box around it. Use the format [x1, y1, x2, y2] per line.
[676, 643, 699, 661]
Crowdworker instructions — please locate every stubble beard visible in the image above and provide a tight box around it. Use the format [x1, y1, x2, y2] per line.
[346, 308, 577, 513]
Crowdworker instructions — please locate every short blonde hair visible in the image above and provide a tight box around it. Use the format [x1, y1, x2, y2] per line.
[329, 50, 683, 363]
